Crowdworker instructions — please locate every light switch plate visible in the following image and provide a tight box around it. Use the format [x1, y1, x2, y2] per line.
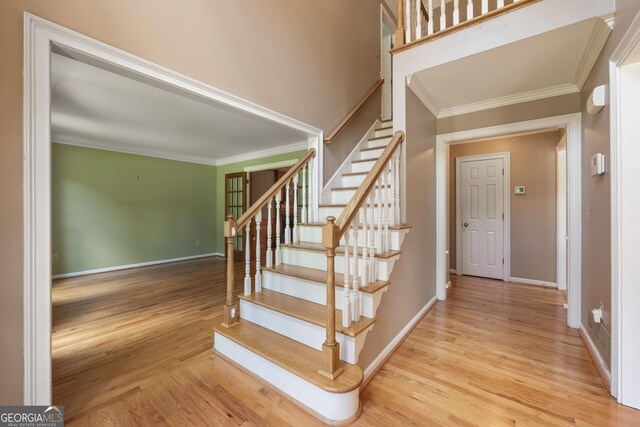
[514, 186, 526, 195]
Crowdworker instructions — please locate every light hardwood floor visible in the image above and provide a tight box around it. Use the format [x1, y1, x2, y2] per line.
[55, 259, 640, 426]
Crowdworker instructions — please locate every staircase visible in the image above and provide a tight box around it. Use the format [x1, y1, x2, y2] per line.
[213, 119, 408, 423]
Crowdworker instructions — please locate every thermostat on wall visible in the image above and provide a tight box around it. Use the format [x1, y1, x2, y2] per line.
[514, 186, 526, 195]
[591, 153, 606, 176]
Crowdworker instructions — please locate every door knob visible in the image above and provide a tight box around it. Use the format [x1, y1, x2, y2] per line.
[463, 222, 469, 227]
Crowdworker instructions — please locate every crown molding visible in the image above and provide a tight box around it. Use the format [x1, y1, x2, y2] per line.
[573, 17, 613, 89]
[408, 75, 443, 118]
[437, 83, 579, 119]
[215, 141, 308, 166]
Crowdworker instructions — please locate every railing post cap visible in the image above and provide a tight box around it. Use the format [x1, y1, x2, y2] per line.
[224, 215, 238, 238]
[322, 216, 339, 249]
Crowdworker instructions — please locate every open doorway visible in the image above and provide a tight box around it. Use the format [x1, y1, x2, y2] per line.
[449, 131, 562, 288]
[380, 5, 395, 120]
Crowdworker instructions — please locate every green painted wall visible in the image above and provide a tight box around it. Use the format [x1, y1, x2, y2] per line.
[52, 144, 217, 275]
[214, 150, 307, 253]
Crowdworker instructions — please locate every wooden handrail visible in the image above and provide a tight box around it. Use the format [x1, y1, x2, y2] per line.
[324, 80, 384, 144]
[391, 0, 541, 55]
[236, 148, 316, 230]
[334, 131, 404, 237]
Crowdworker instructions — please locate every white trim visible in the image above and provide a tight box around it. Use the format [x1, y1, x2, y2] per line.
[580, 325, 612, 385]
[362, 295, 438, 384]
[510, 277, 558, 288]
[556, 142, 568, 291]
[455, 152, 511, 281]
[610, 9, 640, 407]
[244, 159, 298, 172]
[216, 141, 309, 166]
[52, 253, 221, 279]
[437, 83, 579, 119]
[23, 13, 322, 405]
[214, 333, 360, 422]
[408, 77, 443, 119]
[436, 113, 581, 329]
[449, 269, 457, 274]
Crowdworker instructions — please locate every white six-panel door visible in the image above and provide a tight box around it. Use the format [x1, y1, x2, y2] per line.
[460, 157, 504, 279]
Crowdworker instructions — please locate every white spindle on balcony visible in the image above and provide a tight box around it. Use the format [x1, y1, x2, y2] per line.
[293, 173, 299, 243]
[415, 0, 422, 40]
[467, 0, 474, 20]
[482, 0, 488, 14]
[275, 191, 282, 265]
[440, 0, 446, 32]
[453, 0, 460, 26]
[285, 181, 291, 244]
[498, 0, 505, 7]
[244, 220, 251, 295]
[255, 211, 262, 292]
[428, 0, 434, 36]
[351, 213, 360, 322]
[404, 0, 411, 42]
[343, 227, 352, 328]
[266, 198, 273, 268]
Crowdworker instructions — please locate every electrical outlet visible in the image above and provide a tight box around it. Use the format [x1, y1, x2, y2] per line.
[195, 240, 200, 247]
[52, 253, 58, 262]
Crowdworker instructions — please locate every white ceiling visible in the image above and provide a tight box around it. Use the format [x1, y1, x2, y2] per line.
[51, 53, 311, 165]
[409, 18, 611, 118]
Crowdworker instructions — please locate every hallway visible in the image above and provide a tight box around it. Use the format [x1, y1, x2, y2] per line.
[60, 263, 640, 425]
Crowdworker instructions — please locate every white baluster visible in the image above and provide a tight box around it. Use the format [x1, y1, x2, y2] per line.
[404, 0, 411, 42]
[308, 161, 314, 223]
[266, 198, 273, 268]
[497, 0, 505, 8]
[361, 203, 369, 288]
[244, 221, 252, 296]
[385, 162, 392, 252]
[368, 193, 376, 283]
[285, 181, 291, 244]
[428, 0, 434, 35]
[394, 151, 401, 226]
[381, 168, 388, 254]
[453, 0, 460, 25]
[389, 157, 396, 227]
[275, 191, 282, 265]
[415, 0, 422, 40]
[481, 0, 488, 15]
[255, 211, 262, 292]
[376, 176, 383, 254]
[440, 0, 446, 32]
[352, 214, 360, 322]
[467, 0, 474, 20]
[343, 227, 352, 328]
[293, 173, 299, 243]
[302, 164, 307, 223]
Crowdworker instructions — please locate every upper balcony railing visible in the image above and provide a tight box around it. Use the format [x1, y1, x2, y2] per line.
[393, 0, 541, 54]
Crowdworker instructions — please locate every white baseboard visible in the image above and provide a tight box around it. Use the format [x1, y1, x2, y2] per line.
[362, 295, 438, 384]
[579, 325, 611, 389]
[510, 277, 558, 288]
[52, 252, 223, 279]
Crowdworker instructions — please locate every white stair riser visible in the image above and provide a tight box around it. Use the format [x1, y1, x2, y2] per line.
[239, 299, 370, 364]
[262, 270, 387, 318]
[341, 174, 366, 187]
[374, 128, 393, 138]
[331, 189, 356, 204]
[319, 206, 392, 222]
[359, 148, 384, 160]
[368, 137, 391, 149]
[298, 226, 408, 251]
[351, 160, 376, 173]
[214, 333, 360, 422]
[282, 247, 398, 281]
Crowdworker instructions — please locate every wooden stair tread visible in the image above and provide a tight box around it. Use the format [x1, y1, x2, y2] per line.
[319, 202, 392, 209]
[375, 125, 392, 131]
[213, 317, 363, 393]
[282, 241, 401, 259]
[298, 222, 412, 231]
[238, 289, 376, 337]
[352, 158, 378, 164]
[332, 184, 389, 191]
[342, 171, 368, 177]
[264, 263, 390, 293]
[360, 146, 385, 152]
[368, 135, 392, 141]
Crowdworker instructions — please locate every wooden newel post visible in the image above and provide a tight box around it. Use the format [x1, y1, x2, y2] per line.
[395, 0, 406, 48]
[222, 214, 239, 328]
[319, 216, 345, 380]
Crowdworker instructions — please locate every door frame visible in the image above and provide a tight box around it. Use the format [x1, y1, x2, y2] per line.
[22, 13, 323, 405]
[380, 4, 395, 120]
[556, 140, 568, 292]
[436, 113, 582, 330]
[455, 152, 511, 281]
[609, 10, 640, 407]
